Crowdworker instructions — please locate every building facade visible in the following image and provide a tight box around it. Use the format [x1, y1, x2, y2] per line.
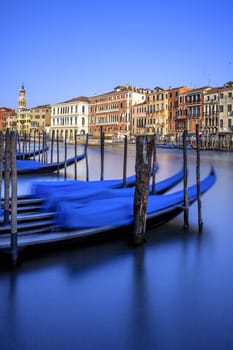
[30, 104, 51, 134]
[50, 96, 90, 141]
[89, 85, 149, 137]
[16, 84, 31, 135]
[0, 107, 15, 131]
[204, 81, 233, 138]
[132, 87, 168, 137]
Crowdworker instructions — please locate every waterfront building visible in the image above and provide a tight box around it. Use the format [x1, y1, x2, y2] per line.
[218, 81, 233, 136]
[0, 107, 16, 131]
[132, 87, 168, 138]
[30, 104, 51, 134]
[204, 81, 233, 140]
[50, 96, 90, 141]
[16, 84, 31, 135]
[177, 86, 211, 137]
[89, 85, 149, 137]
[167, 86, 193, 139]
[131, 101, 147, 135]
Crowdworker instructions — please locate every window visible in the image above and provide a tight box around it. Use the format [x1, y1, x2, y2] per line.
[220, 119, 223, 128]
[228, 119, 232, 128]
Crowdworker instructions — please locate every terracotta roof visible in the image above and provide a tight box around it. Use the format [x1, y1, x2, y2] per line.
[62, 96, 90, 103]
[31, 104, 51, 109]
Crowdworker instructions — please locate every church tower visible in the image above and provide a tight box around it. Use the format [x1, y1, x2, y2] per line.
[17, 83, 26, 111]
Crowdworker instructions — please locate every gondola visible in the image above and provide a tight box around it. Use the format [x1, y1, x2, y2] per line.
[0, 167, 183, 214]
[2, 152, 86, 175]
[0, 167, 216, 254]
[30, 168, 184, 212]
[54, 167, 216, 229]
[15, 147, 49, 160]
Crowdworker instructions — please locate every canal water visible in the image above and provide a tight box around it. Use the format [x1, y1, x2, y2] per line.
[0, 144, 233, 350]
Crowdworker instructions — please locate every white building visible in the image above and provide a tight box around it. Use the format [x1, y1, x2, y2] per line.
[50, 96, 90, 141]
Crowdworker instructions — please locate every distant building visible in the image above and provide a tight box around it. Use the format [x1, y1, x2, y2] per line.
[89, 85, 149, 137]
[132, 87, 168, 137]
[204, 81, 233, 138]
[177, 86, 211, 137]
[0, 107, 15, 131]
[167, 86, 193, 138]
[50, 96, 90, 141]
[16, 84, 31, 135]
[30, 104, 51, 134]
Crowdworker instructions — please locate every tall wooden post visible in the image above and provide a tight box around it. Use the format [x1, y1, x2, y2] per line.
[38, 132, 41, 162]
[33, 130, 36, 160]
[0, 132, 3, 207]
[64, 130, 68, 180]
[4, 130, 10, 224]
[10, 131, 18, 265]
[123, 135, 128, 187]
[74, 132, 78, 180]
[100, 127, 104, 181]
[196, 124, 203, 232]
[131, 135, 154, 245]
[183, 129, 189, 230]
[51, 130, 54, 163]
[56, 130, 60, 174]
[85, 133, 89, 181]
[151, 134, 156, 194]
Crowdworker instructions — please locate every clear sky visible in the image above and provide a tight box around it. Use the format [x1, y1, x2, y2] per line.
[1, 0, 232, 109]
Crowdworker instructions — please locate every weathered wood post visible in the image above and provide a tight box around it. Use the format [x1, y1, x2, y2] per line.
[50, 130, 54, 163]
[38, 132, 41, 162]
[196, 124, 203, 232]
[131, 135, 154, 245]
[151, 134, 157, 194]
[64, 130, 68, 180]
[85, 133, 89, 181]
[74, 132, 78, 180]
[0, 132, 3, 208]
[56, 130, 60, 174]
[33, 129, 36, 160]
[4, 129, 11, 224]
[43, 131, 48, 163]
[100, 127, 104, 181]
[183, 129, 189, 230]
[10, 131, 18, 265]
[123, 135, 128, 187]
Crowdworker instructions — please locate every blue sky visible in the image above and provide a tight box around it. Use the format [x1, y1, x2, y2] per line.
[1, 0, 232, 108]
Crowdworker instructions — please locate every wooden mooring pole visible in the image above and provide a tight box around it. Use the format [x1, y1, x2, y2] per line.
[196, 124, 203, 232]
[151, 134, 157, 194]
[183, 129, 189, 230]
[131, 135, 154, 245]
[100, 127, 104, 181]
[122, 135, 128, 187]
[85, 133, 89, 181]
[0, 132, 3, 213]
[56, 130, 60, 174]
[50, 130, 54, 163]
[4, 130, 10, 224]
[64, 130, 68, 180]
[74, 132, 78, 180]
[10, 131, 18, 265]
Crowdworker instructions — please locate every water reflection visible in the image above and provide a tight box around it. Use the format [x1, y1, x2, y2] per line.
[1, 147, 233, 349]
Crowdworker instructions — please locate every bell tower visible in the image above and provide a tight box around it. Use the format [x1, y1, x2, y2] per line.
[17, 83, 26, 111]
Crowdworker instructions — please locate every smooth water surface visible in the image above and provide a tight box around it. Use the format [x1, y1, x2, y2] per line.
[0, 145, 233, 350]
